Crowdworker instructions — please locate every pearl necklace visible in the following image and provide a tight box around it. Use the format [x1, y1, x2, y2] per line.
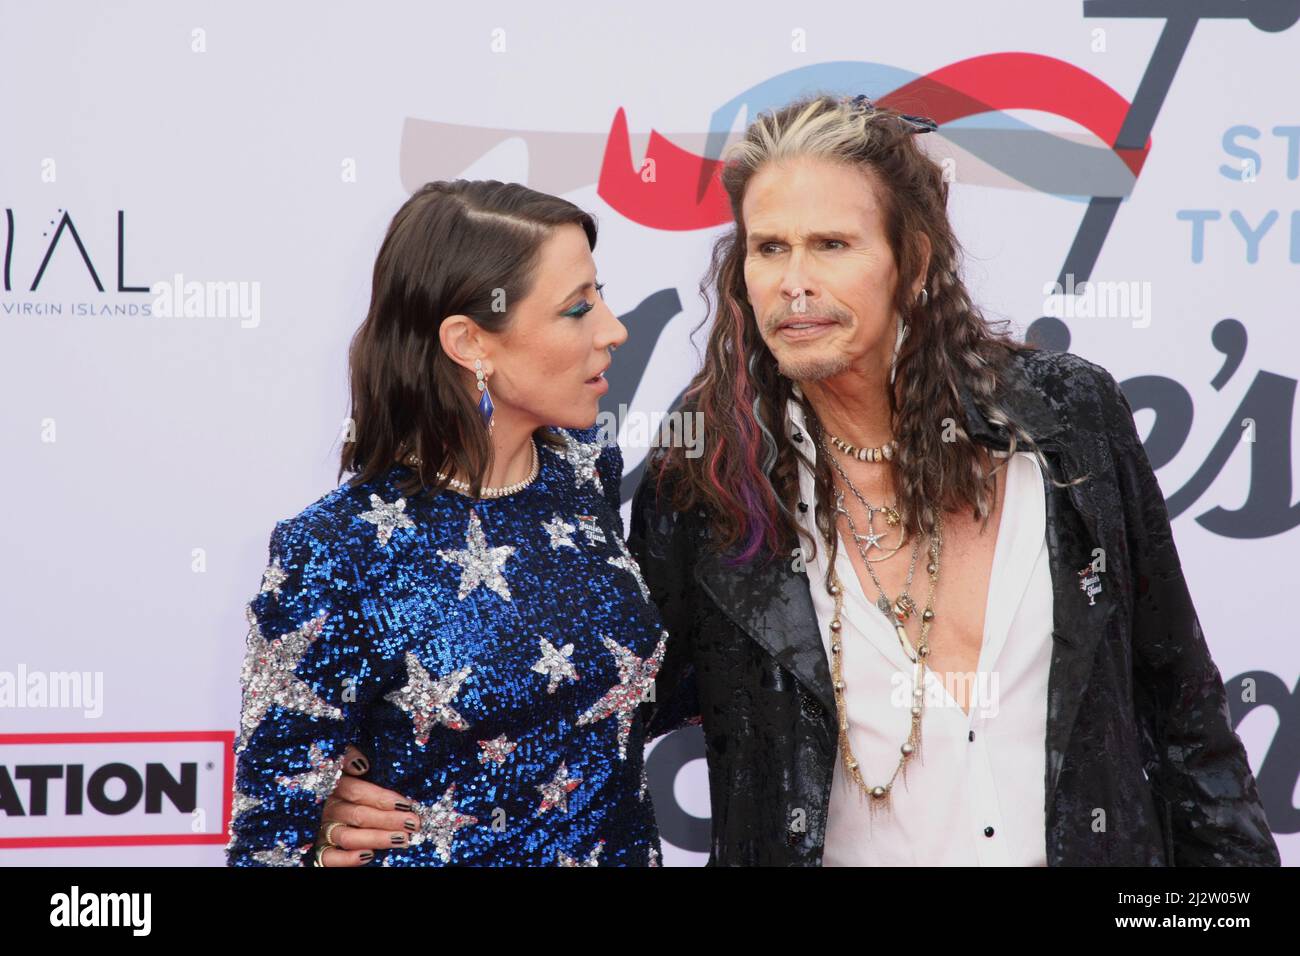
[403, 439, 539, 499]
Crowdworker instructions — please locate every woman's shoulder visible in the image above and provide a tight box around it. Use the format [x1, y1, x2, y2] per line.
[268, 467, 414, 558]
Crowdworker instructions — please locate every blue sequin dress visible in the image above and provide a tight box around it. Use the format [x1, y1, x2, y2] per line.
[226, 426, 667, 867]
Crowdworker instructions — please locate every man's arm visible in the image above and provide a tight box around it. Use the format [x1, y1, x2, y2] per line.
[1098, 367, 1280, 866]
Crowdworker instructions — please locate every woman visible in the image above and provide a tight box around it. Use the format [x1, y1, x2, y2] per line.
[226, 180, 671, 866]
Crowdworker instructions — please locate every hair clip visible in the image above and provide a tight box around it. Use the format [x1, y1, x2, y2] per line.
[846, 93, 938, 134]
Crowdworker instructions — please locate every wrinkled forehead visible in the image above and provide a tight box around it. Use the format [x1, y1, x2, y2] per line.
[740, 157, 886, 239]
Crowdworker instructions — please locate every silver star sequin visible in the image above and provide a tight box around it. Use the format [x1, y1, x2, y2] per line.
[251, 841, 307, 866]
[477, 734, 517, 766]
[408, 784, 479, 863]
[359, 493, 416, 547]
[230, 790, 263, 823]
[542, 515, 577, 549]
[558, 840, 605, 867]
[237, 607, 343, 752]
[384, 652, 472, 746]
[558, 430, 605, 493]
[607, 536, 651, 603]
[259, 556, 287, 598]
[531, 637, 579, 694]
[437, 510, 514, 601]
[576, 630, 668, 760]
[275, 742, 346, 802]
[536, 761, 582, 814]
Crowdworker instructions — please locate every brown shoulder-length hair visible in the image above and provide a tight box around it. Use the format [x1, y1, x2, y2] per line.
[652, 94, 1078, 573]
[339, 180, 597, 498]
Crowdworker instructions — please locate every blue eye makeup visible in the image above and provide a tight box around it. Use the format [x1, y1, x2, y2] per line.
[562, 281, 606, 318]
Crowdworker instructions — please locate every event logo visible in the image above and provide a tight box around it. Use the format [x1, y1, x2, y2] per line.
[0, 732, 234, 849]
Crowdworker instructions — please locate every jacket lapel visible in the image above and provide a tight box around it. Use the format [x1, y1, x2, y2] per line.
[962, 360, 1118, 805]
[694, 547, 836, 714]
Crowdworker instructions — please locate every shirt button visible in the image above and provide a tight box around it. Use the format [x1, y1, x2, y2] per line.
[798, 501, 809, 513]
[792, 430, 804, 443]
[969, 730, 975, 742]
[984, 826, 995, 838]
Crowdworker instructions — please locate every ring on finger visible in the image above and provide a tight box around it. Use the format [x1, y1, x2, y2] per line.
[313, 844, 330, 868]
[322, 821, 347, 848]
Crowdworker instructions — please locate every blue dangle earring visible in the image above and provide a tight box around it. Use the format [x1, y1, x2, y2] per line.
[475, 358, 495, 432]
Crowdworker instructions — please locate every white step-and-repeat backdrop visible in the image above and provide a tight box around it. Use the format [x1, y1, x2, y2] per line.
[2, 1, 1297, 866]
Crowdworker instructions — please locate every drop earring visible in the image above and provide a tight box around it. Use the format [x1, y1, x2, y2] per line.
[475, 359, 495, 432]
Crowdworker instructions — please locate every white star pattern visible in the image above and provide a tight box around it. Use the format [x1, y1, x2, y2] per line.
[275, 742, 346, 802]
[531, 637, 579, 694]
[477, 734, 517, 766]
[542, 515, 577, 549]
[384, 652, 472, 746]
[558, 430, 605, 493]
[437, 510, 514, 601]
[259, 556, 287, 598]
[251, 841, 307, 866]
[230, 789, 262, 823]
[536, 761, 582, 814]
[237, 607, 343, 752]
[358, 493, 416, 547]
[607, 536, 651, 603]
[408, 784, 479, 863]
[558, 839, 605, 867]
[225, 790, 264, 846]
[576, 631, 668, 760]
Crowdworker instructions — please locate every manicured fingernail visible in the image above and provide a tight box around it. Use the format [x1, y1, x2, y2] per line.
[390, 833, 407, 845]
[404, 819, 417, 832]
[350, 758, 368, 773]
[394, 801, 413, 811]
[359, 851, 374, 862]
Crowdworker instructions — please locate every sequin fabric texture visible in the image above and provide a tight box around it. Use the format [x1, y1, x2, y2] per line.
[226, 426, 667, 867]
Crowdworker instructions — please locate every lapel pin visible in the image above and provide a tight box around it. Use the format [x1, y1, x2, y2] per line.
[1077, 564, 1103, 605]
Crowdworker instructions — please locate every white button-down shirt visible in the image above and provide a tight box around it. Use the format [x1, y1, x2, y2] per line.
[786, 397, 1054, 866]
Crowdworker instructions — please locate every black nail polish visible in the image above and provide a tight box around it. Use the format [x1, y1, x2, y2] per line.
[394, 801, 413, 811]
[404, 819, 417, 832]
[350, 759, 368, 773]
[359, 851, 374, 862]
[391, 833, 406, 845]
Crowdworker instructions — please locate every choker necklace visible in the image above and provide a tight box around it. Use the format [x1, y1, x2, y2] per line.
[826, 431, 897, 463]
[403, 439, 539, 499]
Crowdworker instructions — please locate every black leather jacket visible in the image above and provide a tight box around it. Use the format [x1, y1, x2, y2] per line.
[628, 347, 1280, 866]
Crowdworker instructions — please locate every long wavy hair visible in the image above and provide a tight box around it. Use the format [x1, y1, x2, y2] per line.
[339, 180, 596, 497]
[653, 94, 1078, 575]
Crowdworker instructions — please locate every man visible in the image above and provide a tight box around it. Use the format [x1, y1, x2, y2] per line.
[310, 94, 1279, 865]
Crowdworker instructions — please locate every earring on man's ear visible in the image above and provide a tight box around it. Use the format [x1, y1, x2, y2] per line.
[917, 286, 929, 308]
[474, 358, 495, 432]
